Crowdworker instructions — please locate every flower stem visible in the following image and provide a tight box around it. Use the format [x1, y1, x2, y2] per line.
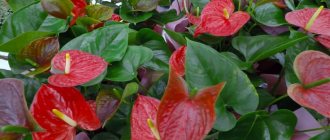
[298, 125, 330, 133]
[267, 94, 289, 106]
[304, 77, 330, 89]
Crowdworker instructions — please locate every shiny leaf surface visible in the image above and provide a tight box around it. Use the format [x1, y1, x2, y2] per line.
[61, 24, 129, 62]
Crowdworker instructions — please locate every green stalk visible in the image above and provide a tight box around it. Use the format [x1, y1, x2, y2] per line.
[267, 94, 289, 106]
[298, 125, 330, 133]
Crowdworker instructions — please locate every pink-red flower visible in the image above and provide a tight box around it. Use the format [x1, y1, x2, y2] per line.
[287, 51, 330, 117]
[190, 0, 250, 37]
[49, 50, 107, 87]
[130, 67, 225, 140]
[169, 46, 186, 76]
[285, 7, 330, 49]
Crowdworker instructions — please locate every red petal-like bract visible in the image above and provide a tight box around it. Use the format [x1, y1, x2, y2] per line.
[157, 68, 225, 140]
[30, 84, 101, 140]
[288, 51, 330, 117]
[285, 8, 330, 36]
[195, 0, 250, 37]
[70, 0, 88, 25]
[48, 50, 107, 87]
[131, 95, 160, 140]
[169, 46, 186, 76]
[111, 14, 122, 22]
[187, 14, 201, 25]
[315, 35, 330, 49]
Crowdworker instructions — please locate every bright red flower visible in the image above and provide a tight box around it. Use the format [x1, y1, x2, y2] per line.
[287, 51, 330, 117]
[194, 0, 250, 37]
[131, 67, 225, 140]
[71, 0, 88, 25]
[187, 14, 201, 25]
[285, 7, 330, 36]
[30, 84, 101, 140]
[111, 14, 122, 22]
[169, 46, 186, 76]
[48, 50, 107, 87]
[315, 35, 330, 49]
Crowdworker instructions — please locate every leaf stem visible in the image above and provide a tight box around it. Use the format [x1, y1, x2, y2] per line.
[304, 77, 330, 89]
[267, 94, 289, 106]
[298, 125, 330, 133]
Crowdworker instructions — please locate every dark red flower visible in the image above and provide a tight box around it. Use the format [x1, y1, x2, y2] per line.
[287, 51, 330, 117]
[131, 67, 225, 140]
[315, 35, 330, 49]
[70, 0, 88, 25]
[30, 84, 101, 140]
[285, 7, 330, 36]
[169, 46, 186, 76]
[48, 50, 107, 87]
[194, 0, 250, 37]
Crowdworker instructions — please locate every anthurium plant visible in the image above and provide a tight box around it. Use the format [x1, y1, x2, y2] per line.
[1, 0, 330, 140]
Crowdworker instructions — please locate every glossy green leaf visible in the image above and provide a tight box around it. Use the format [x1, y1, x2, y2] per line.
[164, 28, 186, 46]
[106, 46, 153, 82]
[61, 24, 129, 62]
[0, 2, 66, 45]
[186, 39, 258, 131]
[232, 32, 309, 64]
[284, 0, 295, 10]
[6, 0, 36, 11]
[86, 5, 114, 21]
[310, 130, 330, 140]
[41, 0, 73, 19]
[128, 0, 158, 12]
[119, 2, 153, 23]
[191, 0, 209, 8]
[296, 0, 318, 9]
[137, 28, 171, 72]
[253, 3, 287, 27]
[122, 82, 139, 99]
[151, 10, 184, 25]
[159, 0, 171, 6]
[92, 132, 119, 140]
[1, 125, 30, 134]
[219, 110, 297, 140]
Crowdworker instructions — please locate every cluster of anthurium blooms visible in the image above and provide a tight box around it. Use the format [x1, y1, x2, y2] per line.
[1, 0, 330, 139]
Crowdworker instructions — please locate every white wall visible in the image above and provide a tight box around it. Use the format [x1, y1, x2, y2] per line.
[0, 52, 10, 70]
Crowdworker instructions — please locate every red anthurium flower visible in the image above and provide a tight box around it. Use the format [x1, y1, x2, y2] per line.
[315, 35, 330, 49]
[49, 50, 107, 87]
[187, 14, 201, 25]
[169, 46, 186, 76]
[71, 0, 88, 25]
[30, 84, 101, 140]
[111, 14, 122, 22]
[131, 67, 225, 140]
[287, 51, 330, 117]
[285, 6, 330, 36]
[194, 0, 250, 37]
